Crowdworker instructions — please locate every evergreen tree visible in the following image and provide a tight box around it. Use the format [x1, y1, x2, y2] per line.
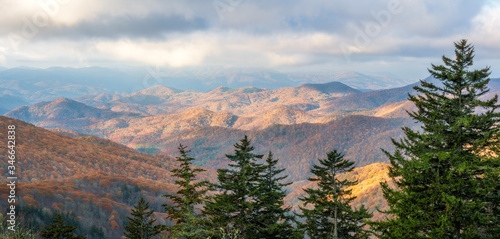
[372, 39, 500, 238]
[482, 161, 499, 238]
[88, 225, 105, 238]
[124, 198, 164, 239]
[253, 152, 302, 238]
[298, 150, 372, 239]
[204, 135, 264, 238]
[163, 144, 211, 239]
[40, 214, 86, 239]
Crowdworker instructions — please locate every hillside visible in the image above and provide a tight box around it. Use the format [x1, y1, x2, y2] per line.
[233, 106, 316, 130]
[8, 80, 403, 133]
[72, 81, 362, 116]
[0, 116, 393, 238]
[0, 116, 190, 183]
[285, 162, 391, 221]
[27, 108, 409, 183]
[5, 98, 143, 129]
[100, 108, 238, 142]
[316, 81, 418, 113]
[297, 81, 360, 95]
[0, 116, 210, 238]
[119, 115, 410, 182]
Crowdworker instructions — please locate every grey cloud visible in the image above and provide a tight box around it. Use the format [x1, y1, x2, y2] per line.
[390, 0, 486, 37]
[39, 14, 209, 40]
[3, 0, 489, 40]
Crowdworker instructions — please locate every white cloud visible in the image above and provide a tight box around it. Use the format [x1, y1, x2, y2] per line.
[470, 2, 500, 51]
[96, 35, 218, 67]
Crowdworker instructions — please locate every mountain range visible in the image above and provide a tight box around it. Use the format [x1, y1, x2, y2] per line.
[5, 80, 421, 182]
[0, 66, 417, 113]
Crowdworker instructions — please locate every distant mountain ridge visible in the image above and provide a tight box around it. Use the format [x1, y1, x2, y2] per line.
[5, 97, 142, 129]
[0, 66, 419, 113]
[297, 81, 360, 95]
[72, 81, 367, 117]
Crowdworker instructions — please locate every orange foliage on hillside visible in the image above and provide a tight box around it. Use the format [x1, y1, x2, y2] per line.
[285, 163, 392, 221]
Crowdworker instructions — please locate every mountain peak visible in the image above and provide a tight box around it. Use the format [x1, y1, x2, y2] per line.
[209, 86, 236, 94]
[5, 98, 140, 127]
[238, 86, 264, 93]
[52, 97, 74, 104]
[298, 81, 360, 95]
[135, 85, 182, 96]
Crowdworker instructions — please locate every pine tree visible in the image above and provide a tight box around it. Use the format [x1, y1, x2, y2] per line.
[40, 214, 86, 239]
[298, 150, 372, 239]
[124, 198, 165, 239]
[372, 39, 500, 238]
[163, 144, 211, 239]
[253, 152, 302, 238]
[204, 135, 264, 238]
[481, 164, 500, 238]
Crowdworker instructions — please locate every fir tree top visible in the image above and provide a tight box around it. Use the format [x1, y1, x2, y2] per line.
[124, 198, 164, 239]
[40, 214, 86, 239]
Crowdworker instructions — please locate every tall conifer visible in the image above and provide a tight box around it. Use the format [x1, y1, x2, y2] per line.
[204, 135, 264, 238]
[40, 214, 86, 239]
[372, 39, 500, 238]
[253, 152, 302, 238]
[124, 198, 164, 239]
[163, 144, 211, 239]
[298, 150, 372, 239]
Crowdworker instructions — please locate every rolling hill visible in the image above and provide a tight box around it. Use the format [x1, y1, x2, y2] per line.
[111, 115, 410, 183]
[0, 116, 213, 238]
[72, 81, 362, 116]
[5, 98, 143, 129]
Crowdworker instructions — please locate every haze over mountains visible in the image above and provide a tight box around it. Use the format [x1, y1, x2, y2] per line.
[0, 66, 418, 113]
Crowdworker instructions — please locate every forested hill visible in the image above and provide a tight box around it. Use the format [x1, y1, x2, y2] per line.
[0, 116, 204, 238]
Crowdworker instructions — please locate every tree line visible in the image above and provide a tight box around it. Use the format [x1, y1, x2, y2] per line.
[2, 39, 499, 238]
[124, 135, 372, 239]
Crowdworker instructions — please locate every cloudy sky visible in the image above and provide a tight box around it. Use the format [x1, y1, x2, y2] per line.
[1, 0, 499, 79]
